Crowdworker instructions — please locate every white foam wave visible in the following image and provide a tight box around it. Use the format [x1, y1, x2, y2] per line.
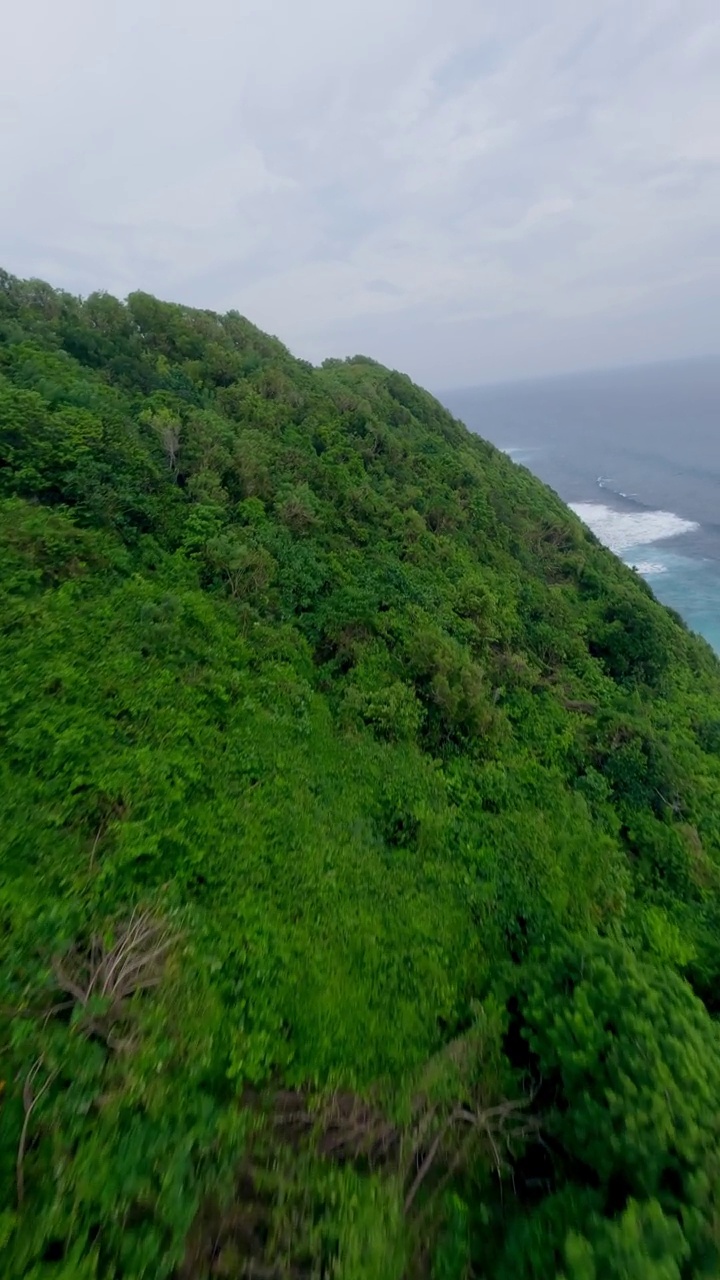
[569, 502, 699, 556]
[630, 560, 668, 576]
[502, 446, 537, 464]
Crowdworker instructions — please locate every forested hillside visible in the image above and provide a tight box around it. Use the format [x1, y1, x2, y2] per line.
[2, 269, 720, 1279]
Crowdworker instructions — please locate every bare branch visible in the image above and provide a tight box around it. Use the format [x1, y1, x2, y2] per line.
[49, 910, 172, 1045]
[17, 1059, 56, 1206]
[404, 1110, 460, 1214]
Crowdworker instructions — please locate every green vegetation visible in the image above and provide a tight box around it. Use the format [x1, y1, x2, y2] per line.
[1, 268, 720, 1278]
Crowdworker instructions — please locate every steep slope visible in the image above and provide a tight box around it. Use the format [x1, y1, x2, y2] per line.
[1, 270, 720, 1279]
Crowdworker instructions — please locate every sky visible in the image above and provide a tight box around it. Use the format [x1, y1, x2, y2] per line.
[2, 0, 720, 388]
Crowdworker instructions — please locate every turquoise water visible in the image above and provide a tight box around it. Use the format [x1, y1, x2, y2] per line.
[622, 549, 720, 653]
[443, 359, 720, 655]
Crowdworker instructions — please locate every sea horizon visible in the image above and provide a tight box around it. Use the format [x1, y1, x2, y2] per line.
[435, 351, 720, 398]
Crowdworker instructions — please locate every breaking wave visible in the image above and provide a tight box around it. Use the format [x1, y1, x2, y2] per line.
[569, 502, 699, 557]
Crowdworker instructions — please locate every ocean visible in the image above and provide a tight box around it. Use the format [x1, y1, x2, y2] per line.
[441, 358, 720, 654]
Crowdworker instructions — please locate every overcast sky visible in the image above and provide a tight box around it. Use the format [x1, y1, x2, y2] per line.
[2, 0, 719, 387]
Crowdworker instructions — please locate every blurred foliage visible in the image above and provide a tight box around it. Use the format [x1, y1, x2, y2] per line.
[1, 269, 720, 1277]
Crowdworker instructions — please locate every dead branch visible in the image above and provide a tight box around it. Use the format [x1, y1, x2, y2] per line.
[267, 1079, 538, 1217]
[401, 1102, 439, 1183]
[412, 1125, 478, 1228]
[17, 1058, 56, 1206]
[50, 909, 172, 1044]
[403, 1095, 538, 1214]
[88, 823, 104, 870]
[404, 1110, 459, 1213]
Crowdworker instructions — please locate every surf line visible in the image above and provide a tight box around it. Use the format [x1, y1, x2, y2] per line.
[597, 476, 638, 499]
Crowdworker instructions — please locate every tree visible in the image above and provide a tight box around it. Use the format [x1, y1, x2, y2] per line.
[148, 408, 182, 476]
[514, 938, 720, 1275]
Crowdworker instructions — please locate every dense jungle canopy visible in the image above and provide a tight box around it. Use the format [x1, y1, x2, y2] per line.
[2, 269, 720, 1278]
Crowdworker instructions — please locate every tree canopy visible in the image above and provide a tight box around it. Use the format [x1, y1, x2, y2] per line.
[1, 269, 720, 1278]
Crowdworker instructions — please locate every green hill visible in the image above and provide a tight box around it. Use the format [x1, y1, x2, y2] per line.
[1, 269, 720, 1278]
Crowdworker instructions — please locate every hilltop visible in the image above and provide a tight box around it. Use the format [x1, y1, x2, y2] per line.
[2, 270, 720, 1278]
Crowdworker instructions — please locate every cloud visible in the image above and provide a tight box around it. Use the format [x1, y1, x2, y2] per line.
[2, 0, 719, 384]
